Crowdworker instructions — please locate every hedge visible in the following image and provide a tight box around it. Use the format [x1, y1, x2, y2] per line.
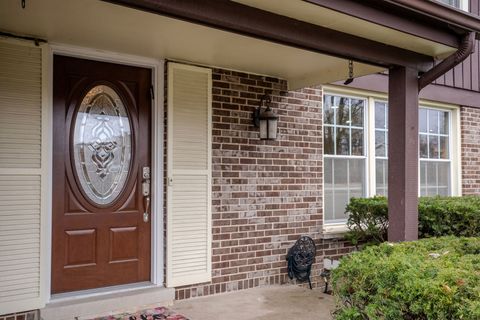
[332, 237, 480, 320]
[345, 196, 480, 245]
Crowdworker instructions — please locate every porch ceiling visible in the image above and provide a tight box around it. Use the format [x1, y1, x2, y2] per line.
[0, 0, 384, 89]
[232, 0, 458, 59]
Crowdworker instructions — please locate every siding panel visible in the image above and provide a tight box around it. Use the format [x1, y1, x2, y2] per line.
[453, 64, 463, 88]
[472, 41, 479, 91]
[463, 49, 472, 90]
[444, 68, 454, 87]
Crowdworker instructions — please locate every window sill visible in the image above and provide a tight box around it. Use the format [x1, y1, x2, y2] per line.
[322, 224, 349, 239]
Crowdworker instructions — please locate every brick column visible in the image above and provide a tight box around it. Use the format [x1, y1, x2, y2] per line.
[388, 66, 419, 242]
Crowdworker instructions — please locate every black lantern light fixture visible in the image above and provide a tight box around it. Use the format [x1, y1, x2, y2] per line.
[253, 94, 278, 140]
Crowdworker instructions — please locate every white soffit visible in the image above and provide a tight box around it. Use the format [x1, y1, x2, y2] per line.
[0, 0, 384, 89]
[233, 0, 457, 58]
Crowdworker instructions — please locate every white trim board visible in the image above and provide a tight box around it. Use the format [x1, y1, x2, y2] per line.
[41, 40, 53, 315]
[44, 43, 166, 305]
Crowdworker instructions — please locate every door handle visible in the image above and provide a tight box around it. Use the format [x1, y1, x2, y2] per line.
[143, 195, 150, 223]
[142, 166, 150, 223]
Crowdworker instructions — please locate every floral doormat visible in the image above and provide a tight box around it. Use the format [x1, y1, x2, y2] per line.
[89, 307, 189, 320]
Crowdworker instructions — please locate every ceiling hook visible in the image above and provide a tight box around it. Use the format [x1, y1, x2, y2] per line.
[21, 0, 26, 9]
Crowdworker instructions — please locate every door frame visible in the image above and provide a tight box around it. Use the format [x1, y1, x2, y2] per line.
[44, 43, 165, 303]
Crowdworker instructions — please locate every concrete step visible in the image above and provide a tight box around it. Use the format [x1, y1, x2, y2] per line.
[41, 284, 175, 320]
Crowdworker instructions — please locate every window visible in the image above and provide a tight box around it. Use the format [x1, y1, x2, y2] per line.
[419, 108, 451, 196]
[323, 91, 460, 226]
[374, 101, 388, 196]
[437, 0, 469, 11]
[373, 105, 452, 197]
[323, 95, 367, 224]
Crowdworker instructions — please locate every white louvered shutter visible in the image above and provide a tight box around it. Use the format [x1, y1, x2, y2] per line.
[166, 63, 212, 287]
[0, 40, 46, 314]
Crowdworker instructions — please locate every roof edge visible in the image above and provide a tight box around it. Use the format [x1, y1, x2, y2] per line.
[383, 0, 480, 36]
[303, 0, 459, 48]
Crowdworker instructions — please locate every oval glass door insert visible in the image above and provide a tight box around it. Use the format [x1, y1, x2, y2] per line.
[73, 85, 132, 205]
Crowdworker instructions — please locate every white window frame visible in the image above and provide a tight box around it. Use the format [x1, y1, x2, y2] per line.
[323, 91, 369, 227]
[370, 98, 389, 196]
[419, 101, 462, 197]
[321, 86, 461, 231]
[372, 103, 458, 197]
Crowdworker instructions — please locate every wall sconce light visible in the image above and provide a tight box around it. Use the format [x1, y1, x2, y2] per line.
[253, 94, 278, 140]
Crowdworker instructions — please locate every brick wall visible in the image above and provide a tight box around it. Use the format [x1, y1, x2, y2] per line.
[170, 67, 356, 300]
[175, 68, 323, 298]
[461, 106, 480, 194]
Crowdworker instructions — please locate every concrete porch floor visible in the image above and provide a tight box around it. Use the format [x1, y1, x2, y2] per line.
[172, 285, 335, 320]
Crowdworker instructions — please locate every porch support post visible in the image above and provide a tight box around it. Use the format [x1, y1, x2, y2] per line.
[388, 66, 419, 242]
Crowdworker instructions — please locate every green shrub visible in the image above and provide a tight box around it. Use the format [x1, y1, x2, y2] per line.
[332, 237, 480, 320]
[419, 196, 480, 238]
[345, 196, 480, 245]
[345, 196, 388, 245]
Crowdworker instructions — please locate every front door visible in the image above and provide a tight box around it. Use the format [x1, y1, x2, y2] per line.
[52, 56, 152, 293]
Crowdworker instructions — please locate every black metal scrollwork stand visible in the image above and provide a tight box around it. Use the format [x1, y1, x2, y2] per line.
[286, 236, 316, 289]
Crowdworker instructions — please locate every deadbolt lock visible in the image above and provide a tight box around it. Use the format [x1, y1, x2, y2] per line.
[143, 166, 151, 179]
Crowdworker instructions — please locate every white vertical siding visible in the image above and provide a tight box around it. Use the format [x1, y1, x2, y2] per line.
[0, 40, 45, 315]
[166, 63, 212, 287]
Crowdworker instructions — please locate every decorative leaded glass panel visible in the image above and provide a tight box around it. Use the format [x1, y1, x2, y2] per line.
[73, 85, 132, 205]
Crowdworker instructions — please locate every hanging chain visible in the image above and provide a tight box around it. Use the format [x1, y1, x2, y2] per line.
[344, 60, 355, 85]
[21, 0, 26, 9]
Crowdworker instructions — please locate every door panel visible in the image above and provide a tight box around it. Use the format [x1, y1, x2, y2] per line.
[52, 55, 151, 293]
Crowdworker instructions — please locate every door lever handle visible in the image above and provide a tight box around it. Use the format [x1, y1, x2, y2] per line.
[143, 196, 150, 223]
[142, 166, 151, 223]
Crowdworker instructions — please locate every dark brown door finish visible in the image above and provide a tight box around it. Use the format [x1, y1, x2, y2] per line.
[52, 55, 151, 293]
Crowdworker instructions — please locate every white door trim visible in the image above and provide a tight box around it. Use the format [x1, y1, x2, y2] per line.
[45, 43, 165, 303]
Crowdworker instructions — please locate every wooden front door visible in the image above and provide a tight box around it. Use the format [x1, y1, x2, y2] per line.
[52, 56, 152, 293]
